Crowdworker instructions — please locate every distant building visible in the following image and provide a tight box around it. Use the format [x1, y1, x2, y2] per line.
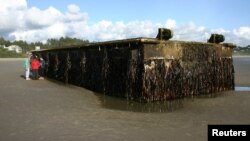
[4, 45, 22, 53]
[35, 46, 40, 50]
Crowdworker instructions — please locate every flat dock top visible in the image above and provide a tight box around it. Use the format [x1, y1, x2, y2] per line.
[0, 57, 250, 141]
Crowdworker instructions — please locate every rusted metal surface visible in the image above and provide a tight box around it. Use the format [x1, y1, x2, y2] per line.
[33, 38, 235, 102]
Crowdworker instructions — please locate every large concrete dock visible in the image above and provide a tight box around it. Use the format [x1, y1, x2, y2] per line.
[0, 57, 250, 141]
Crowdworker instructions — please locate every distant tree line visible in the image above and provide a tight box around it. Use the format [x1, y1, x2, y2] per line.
[233, 45, 250, 56]
[0, 37, 89, 53]
[0, 48, 26, 58]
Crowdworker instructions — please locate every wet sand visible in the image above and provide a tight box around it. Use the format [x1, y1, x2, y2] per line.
[0, 57, 250, 141]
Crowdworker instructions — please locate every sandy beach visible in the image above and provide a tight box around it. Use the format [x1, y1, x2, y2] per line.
[0, 57, 249, 141]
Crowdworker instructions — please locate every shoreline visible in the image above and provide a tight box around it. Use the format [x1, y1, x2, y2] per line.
[233, 55, 250, 58]
[0, 58, 25, 61]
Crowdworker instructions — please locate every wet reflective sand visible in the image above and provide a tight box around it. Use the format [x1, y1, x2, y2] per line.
[235, 86, 250, 91]
[0, 57, 250, 141]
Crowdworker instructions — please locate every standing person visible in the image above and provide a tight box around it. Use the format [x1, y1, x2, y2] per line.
[24, 53, 31, 80]
[39, 57, 45, 80]
[31, 56, 40, 80]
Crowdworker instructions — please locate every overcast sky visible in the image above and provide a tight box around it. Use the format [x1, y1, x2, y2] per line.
[0, 0, 250, 46]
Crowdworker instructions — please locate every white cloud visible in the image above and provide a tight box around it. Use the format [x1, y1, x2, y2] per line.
[67, 4, 80, 14]
[232, 27, 250, 46]
[0, 0, 27, 9]
[165, 19, 176, 29]
[0, 0, 26, 35]
[233, 27, 250, 40]
[25, 7, 64, 29]
[65, 4, 88, 22]
[0, 0, 250, 46]
[10, 22, 70, 43]
[82, 20, 161, 41]
[172, 22, 209, 42]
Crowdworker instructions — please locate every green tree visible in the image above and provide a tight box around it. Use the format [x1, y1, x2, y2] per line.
[0, 37, 11, 46]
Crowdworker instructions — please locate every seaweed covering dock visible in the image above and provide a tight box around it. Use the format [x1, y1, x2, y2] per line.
[33, 38, 235, 102]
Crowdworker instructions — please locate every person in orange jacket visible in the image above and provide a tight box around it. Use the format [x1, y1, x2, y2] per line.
[31, 56, 40, 80]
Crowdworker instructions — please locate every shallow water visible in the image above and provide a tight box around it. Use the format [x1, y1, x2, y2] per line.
[95, 91, 227, 113]
[235, 86, 250, 91]
[95, 93, 184, 113]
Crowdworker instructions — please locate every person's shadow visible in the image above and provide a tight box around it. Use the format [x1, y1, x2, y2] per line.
[20, 75, 25, 79]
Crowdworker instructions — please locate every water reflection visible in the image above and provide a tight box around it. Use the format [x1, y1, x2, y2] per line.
[95, 93, 222, 113]
[102, 98, 183, 113]
[235, 86, 250, 91]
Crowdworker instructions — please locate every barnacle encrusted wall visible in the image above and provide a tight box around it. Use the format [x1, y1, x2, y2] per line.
[33, 38, 235, 102]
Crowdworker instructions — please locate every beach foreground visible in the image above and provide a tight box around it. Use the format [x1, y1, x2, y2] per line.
[0, 57, 250, 141]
